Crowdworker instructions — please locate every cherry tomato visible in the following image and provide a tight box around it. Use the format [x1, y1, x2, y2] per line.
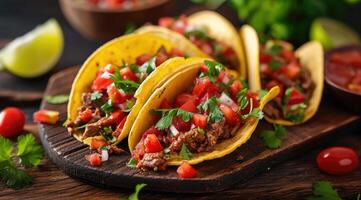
[317, 146, 359, 175]
[172, 117, 191, 132]
[91, 138, 108, 150]
[177, 161, 198, 178]
[0, 107, 25, 138]
[193, 114, 207, 128]
[219, 104, 240, 126]
[79, 108, 93, 123]
[33, 110, 59, 125]
[144, 134, 163, 153]
[86, 153, 102, 167]
[179, 100, 197, 113]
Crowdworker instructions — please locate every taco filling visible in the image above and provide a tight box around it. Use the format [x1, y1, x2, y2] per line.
[158, 15, 238, 68]
[130, 60, 264, 171]
[260, 40, 315, 123]
[66, 46, 184, 144]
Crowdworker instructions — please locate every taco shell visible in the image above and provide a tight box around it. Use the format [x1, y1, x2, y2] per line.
[240, 25, 324, 126]
[128, 57, 280, 165]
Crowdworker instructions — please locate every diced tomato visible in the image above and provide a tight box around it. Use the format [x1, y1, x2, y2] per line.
[155, 52, 169, 67]
[230, 80, 243, 99]
[281, 49, 296, 61]
[219, 104, 240, 126]
[172, 117, 192, 132]
[104, 64, 116, 73]
[217, 71, 225, 83]
[110, 109, 125, 125]
[106, 0, 125, 8]
[87, 0, 100, 5]
[193, 114, 207, 128]
[192, 77, 212, 97]
[120, 67, 138, 82]
[201, 43, 213, 55]
[170, 48, 184, 57]
[92, 75, 113, 91]
[142, 126, 164, 140]
[0, 107, 25, 138]
[177, 161, 198, 178]
[86, 153, 102, 167]
[33, 110, 59, 125]
[91, 138, 108, 150]
[200, 64, 208, 72]
[180, 100, 197, 113]
[160, 98, 172, 109]
[136, 53, 152, 65]
[107, 86, 128, 105]
[144, 134, 163, 153]
[260, 54, 272, 63]
[79, 108, 93, 123]
[287, 89, 305, 105]
[158, 17, 175, 28]
[280, 61, 300, 79]
[175, 93, 197, 107]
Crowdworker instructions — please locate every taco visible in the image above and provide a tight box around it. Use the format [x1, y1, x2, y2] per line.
[240, 25, 324, 125]
[136, 11, 246, 78]
[127, 58, 279, 170]
[66, 32, 210, 148]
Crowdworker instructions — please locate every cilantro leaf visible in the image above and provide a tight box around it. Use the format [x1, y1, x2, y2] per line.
[177, 109, 193, 122]
[128, 183, 147, 200]
[110, 70, 140, 94]
[17, 134, 44, 167]
[155, 109, 178, 130]
[237, 88, 249, 109]
[101, 100, 113, 116]
[0, 136, 12, 162]
[258, 89, 268, 100]
[129, 64, 140, 73]
[266, 44, 282, 56]
[45, 95, 69, 104]
[179, 144, 193, 160]
[139, 57, 156, 74]
[260, 125, 287, 149]
[127, 158, 137, 168]
[0, 161, 32, 189]
[268, 60, 282, 70]
[306, 181, 342, 200]
[123, 99, 135, 113]
[246, 108, 264, 120]
[199, 96, 223, 123]
[91, 91, 103, 101]
[101, 127, 116, 143]
[184, 29, 208, 40]
[201, 60, 225, 82]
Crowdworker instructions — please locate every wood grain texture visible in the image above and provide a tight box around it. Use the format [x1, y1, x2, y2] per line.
[35, 67, 360, 194]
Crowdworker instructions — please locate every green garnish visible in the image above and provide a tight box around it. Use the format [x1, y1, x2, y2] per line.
[0, 134, 44, 189]
[120, 183, 147, 200]
[176, 109, 193, 122]
[45, 95, 69, 104]
[154, 108, 194, 130]
[258, 89, 268, 100]
[123, 23, 137, 35]
[237, 88, 249, 110]
[200, 60, 225, 82]
[139, 57, 156, 74]
[260, 125, 287, 149]
[124, 99, 135, 113]
[127, 158, 138, 168]
[268, 60, 282, 70]
[101, 100, 113, 116]
[110, 70, 140, 94]
[179, 144, 193, 160]
[90, 91, 102, 101]
[129, 64, 140, 73]
[266, 44, 283, 56]
[285, 103, 306, 123]
[100, 126, 116, 143]
[75, 124, 87, 130]
[306, 181, 342, 200]
[198, 96, 223, 123]
[184, 29, 209, 40]
[197, 127, 205, 135]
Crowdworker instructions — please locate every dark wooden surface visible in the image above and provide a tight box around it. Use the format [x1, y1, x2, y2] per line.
[37, 67, 361, 194]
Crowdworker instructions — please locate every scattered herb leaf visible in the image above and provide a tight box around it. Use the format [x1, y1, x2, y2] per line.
[45, 95, 69, 104]
[155, 109, 178, 130]
[260, 125, 287, 149]
[101, 100, 113, 116]
[198, 96, 223, 123]
[17, 134, 44, 167]
[179, 144, 193, 160]
[200, 60, 225, 82]
[120, 183, 147, 200]
[306, 181, 342, 200]
[127, 158, 137, 168]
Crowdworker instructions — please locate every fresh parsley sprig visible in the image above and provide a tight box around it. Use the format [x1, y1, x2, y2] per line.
[0, 134, 44, 189]
[139, 57, 156, 74]
[120, 183, 147, 200]
[260, 125, 287, 149]
[110, 70, 140, 94]
[200, 60, 225, 82]
[179, 144, 193, 160]
[154, 108, 194, 130]
[198, 96, 223, 123]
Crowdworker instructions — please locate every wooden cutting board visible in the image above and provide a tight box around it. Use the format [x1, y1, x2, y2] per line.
[39, 67, 360, 193]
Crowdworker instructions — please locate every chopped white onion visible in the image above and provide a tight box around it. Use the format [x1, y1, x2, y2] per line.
[101, 71, 112, 79]
[222, 74, 230, 84]
[219, 92, 239, 112]
[118, 102, 127, 110]
[190, 124, 196, 130]
[170, 125, 179, 137]
[101, 149, 109, 162]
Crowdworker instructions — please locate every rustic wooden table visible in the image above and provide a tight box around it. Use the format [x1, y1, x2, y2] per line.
[0, 1, 360, 199]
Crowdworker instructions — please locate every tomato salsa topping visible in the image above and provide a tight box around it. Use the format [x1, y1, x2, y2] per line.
[66, 46, 183, 147]
[129, 60, 264, 171]
[327, 48, 361, 94]
[83, 0, 156, 10]
[158, 15, 239, 68]
[260, 40, 315, 123]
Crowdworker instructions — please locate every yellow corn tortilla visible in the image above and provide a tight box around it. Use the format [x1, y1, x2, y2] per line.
[67, 33, 208, 144]
[240, 25, 324, 126]
[128, 57, 280, 165]
[136, 10, 246, 79]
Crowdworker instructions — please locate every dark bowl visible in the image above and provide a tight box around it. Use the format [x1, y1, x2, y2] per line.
[59, 0, 176, 41]
[325, 45, 361, 114]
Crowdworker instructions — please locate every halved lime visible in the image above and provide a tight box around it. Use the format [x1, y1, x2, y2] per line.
[310, 18, 360, 50]
[0, 19, 64, 78]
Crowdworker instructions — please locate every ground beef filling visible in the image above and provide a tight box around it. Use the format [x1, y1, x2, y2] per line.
[137, 120, 237, 170]
[263, 68, 315, 119]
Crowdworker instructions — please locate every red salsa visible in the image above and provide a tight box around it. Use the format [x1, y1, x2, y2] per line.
[327, 48, 361, 94]
[83, 0, 156, 10]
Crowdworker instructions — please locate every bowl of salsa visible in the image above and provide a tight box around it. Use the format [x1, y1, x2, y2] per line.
[59, 0, 175, 40]
[325, 45, 361, 113]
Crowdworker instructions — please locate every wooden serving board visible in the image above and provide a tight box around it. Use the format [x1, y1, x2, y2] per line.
[39, 67, 360, 193]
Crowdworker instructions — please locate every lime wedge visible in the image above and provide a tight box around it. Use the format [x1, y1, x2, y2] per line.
[0, 19, 64, 78]
[310, 18, 360, 50]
